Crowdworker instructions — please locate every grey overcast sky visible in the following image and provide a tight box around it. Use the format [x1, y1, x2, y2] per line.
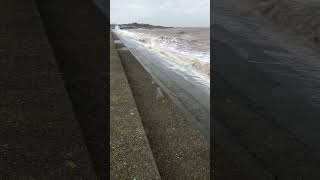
[110, 0, 210, 27]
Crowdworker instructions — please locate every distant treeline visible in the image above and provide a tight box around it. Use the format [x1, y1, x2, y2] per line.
[110, 23, 172, 29]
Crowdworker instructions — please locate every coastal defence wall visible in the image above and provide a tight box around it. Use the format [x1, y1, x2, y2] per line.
[34, 0, 109, 178]
[110, 34, 161, 179]
[1, 0, 98, 178]
[114, 32, 210, 179]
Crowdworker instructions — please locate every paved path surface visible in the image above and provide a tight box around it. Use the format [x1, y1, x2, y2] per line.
[0, 0, 96, 178]
[110, 35, 161, 179]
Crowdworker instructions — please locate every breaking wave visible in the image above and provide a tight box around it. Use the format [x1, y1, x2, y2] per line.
[114, 28, 210, 77]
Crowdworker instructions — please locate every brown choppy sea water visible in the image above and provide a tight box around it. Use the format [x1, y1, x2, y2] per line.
[115, 27, 210, 78]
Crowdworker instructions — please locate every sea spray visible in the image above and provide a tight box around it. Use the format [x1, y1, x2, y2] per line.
[115, 27, 210, 77]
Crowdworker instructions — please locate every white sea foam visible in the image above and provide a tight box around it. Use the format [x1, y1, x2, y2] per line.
[114, 27, 210, 78]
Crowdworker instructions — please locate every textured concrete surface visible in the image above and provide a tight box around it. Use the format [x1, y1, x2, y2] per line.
[110, 35, 161, 179]
[35, 0, 109, 178]
[116, 33, 210, 179]
[0, 0, 96, 179]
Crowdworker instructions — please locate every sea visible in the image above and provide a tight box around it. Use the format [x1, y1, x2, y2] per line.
[114, 27, 210, 82]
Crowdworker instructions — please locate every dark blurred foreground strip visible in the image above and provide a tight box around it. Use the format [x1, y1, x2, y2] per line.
[1, 0, 110, 179]
[34, 0, 109, 179]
